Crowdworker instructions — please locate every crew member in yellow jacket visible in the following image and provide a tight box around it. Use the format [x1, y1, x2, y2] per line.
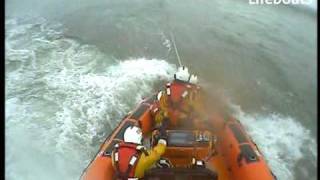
[111, 126, 167, 179]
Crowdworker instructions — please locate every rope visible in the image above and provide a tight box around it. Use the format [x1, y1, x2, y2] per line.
[170, 32, 183, 67]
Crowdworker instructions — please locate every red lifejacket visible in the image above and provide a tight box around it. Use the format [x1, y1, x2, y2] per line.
[168, 81, 188, 105]
[112, 142, 143, 179]
[166, 81, 201, 125]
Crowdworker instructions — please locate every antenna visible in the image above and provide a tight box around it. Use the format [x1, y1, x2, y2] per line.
[170, 32, 183, 67]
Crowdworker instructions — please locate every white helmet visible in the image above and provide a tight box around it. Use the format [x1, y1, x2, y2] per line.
[124, 126, 143, 144]
[175, 66, 190, 82]
[189, 74, 198, 84]
[174, 66, 198, 84]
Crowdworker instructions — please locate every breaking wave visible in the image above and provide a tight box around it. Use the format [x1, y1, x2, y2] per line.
[230, 104, 317, 180]
[5, 16, 176, 180]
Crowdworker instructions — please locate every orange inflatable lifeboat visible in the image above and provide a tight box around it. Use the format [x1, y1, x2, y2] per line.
[80, 73, 277, 180]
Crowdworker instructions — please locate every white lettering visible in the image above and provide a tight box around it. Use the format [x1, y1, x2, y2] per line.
[249, 0, 258, 4]
[282, 0, 291, 4]
[274, 0, 282, 4]
[265, 0, 272, 4]
[249, 0, 312, 5]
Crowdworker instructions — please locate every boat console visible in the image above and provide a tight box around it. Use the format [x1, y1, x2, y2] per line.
[151, 130, 215, 167]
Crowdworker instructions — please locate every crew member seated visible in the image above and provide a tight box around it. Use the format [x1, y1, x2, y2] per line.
[111, 126, 167, 179]
[151, 66, 207, 129]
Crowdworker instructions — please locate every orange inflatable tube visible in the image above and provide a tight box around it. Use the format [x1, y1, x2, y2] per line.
[80, 80, 276, 180]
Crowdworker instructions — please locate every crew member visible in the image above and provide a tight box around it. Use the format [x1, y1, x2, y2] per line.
[151, 66, 206, 127]
[111, 126, 167, 179]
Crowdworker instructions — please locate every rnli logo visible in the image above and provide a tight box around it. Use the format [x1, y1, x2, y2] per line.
[249, 0, 312, 4]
